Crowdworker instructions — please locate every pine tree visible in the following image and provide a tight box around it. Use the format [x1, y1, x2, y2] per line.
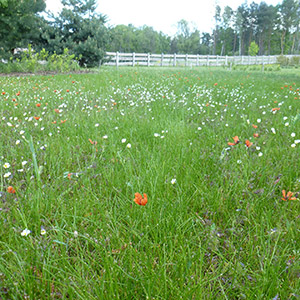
[0, 0, 46, 58]
[41, 0, 108, 67]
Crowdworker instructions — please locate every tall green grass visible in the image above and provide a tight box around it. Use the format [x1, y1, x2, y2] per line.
[0, 67, 299, 299]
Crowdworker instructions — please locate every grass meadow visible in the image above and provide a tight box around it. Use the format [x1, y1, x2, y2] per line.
[0, 67, 300, 299]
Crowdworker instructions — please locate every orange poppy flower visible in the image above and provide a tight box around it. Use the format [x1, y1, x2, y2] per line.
[7, 186, 16, 194]
[54, 109, 60, 113]
[88, 138, 97, 145]
[272, 107, 280, 111]
[34, 116, 40, 120]
[228, 136, 240, 146]
[61, 119, 67, 123]
[245, 140, 253, 147]
[253, 133, 259, 138]
[282, 190, 296, 201]
[134, 193, 147, 206]
[252, 124, 258, 129]
[36, 103, 41, 107]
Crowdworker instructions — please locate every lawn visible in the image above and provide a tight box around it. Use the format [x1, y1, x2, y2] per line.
[0, 67, 299, 299]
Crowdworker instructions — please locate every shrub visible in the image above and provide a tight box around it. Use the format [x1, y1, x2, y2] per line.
[0, 45, 80, 74]
[276, 55, 289, 67]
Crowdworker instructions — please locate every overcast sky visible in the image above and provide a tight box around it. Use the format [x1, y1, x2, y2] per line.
[45, 0, 282, 36]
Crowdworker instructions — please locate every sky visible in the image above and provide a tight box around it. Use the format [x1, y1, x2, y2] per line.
[45, 0, 282, 36]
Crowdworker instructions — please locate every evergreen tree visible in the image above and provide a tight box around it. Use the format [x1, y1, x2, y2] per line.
[40, 0, 108, 67]
[0, 0, 46, 58]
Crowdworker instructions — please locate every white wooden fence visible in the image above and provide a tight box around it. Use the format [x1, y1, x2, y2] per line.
[104, 52, 291, 67]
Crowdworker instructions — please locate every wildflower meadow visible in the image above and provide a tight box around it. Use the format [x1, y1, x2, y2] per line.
[0, 67, 300, 299]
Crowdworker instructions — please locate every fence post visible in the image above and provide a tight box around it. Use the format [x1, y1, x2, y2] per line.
[262, 56, 264, 71]
[161, 53, 164, 67]
[216, 55, 219, 66]
[196, 54, 199, 66]
[147, 53, 150, 67]
[116, 52, 119, 68]
[173, 53, 177, 67]
[132, 52, 135, 67]
[207, 55, 209, 66]
[185, 54, 188, 67]
[225, 55, 228, 66]
[241, 56, 244, 65]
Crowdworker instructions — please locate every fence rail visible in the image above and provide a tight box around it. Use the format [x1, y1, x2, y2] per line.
[104, 52, 299, 67]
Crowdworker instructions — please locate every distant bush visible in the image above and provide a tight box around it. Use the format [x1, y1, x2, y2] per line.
[0, 45, 80, 74]
[232, 64, 280, 72]
[276, 55, 300, 67]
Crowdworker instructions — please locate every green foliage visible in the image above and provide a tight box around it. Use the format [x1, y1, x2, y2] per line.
[276, 55, 300, 67]
[107, 25, 171, 54]
[0, 45, 80, 73]
[232, 63, 281, 71]
[249, 41, 259, 56]
[38, 0, 108, 67]
[0, 0, 46, 58]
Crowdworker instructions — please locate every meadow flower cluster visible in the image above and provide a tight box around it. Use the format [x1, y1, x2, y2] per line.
[0, 68, 299, 298]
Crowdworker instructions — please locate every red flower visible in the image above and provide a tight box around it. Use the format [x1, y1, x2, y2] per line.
[272, 107, 280, 111]
[282, 190, 296, 201]
[7, 186, 16, 194]
[245, 140, 253, 147]
[228, 136, 240, 146]
[36, 103, 41, 107]
[253, 133, 259, 138]
[34, 116, 40, 120]
[134, 193, 147, 206]
[252, 124, 258, 129]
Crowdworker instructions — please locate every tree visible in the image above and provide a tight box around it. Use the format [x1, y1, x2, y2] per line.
[173, 20, 201, 54]
[213, 4, 221, 55]
[39, 0, 108, 67]
[235, 4, 251, 55]
[256, 3, 278, 55]
[0, 0, 46, 58]
[219, 6, 234, 55]
[279, 0, 299, 54]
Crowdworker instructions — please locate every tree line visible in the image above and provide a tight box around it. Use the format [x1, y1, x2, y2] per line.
[0, 0, 299, 67]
